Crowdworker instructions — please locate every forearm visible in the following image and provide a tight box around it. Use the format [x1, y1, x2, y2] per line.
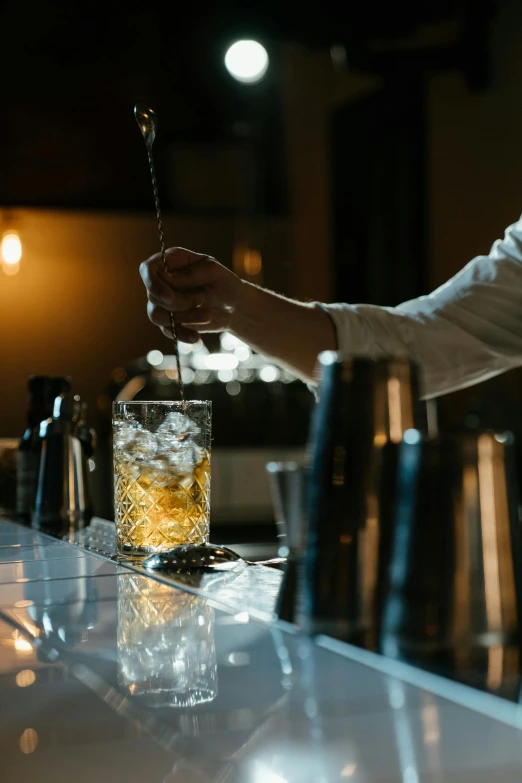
[231, 281, 337, 383]
[321, 215, 522, 397]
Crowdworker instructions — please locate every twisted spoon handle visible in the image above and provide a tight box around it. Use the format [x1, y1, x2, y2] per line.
[146, 149, 185, 403]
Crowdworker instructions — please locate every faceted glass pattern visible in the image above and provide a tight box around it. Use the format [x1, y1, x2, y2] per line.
[117, 574, 218, 707]
[113, 401, 211, 556]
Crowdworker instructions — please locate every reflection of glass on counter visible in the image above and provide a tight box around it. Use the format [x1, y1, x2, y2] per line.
[117, 574, 217, 707]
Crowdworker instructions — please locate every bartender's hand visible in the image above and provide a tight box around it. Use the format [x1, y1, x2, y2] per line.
[140, 245, 336, 382]
[140, 248, 242, 344]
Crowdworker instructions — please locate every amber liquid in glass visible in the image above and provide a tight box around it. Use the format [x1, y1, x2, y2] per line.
[114, 453, 210, 555]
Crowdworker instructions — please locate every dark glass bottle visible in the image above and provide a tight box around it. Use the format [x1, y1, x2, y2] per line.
[16, 376, 71, 524]
[302, 355, 423, 648]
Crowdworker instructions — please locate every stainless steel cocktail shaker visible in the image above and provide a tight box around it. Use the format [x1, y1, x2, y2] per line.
[302, 352, 424, 647]
[33, 394, 91, 534]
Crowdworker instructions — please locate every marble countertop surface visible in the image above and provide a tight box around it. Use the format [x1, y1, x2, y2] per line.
[1, 517, 522, 782]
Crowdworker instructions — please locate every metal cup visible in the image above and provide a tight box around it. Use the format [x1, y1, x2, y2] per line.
[33, 395, 91, 535]
[266, 461, 307, 557]
[302, 352, 424, 647]
[266, 461, 307, 623]
[382, 430, 522, 677]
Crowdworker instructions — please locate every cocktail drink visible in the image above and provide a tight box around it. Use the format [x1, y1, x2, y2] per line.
[113, 401, 211, 557]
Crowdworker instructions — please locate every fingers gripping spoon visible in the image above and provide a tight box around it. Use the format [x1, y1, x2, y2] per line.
[134, 103, 185, 403]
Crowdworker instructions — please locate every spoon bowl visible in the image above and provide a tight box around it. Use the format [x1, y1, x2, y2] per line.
[134, 103, 157, 148]
[143, 543, 285, 572]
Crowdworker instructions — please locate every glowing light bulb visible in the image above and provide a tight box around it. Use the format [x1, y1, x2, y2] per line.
[2, 232, 22, 264]
[225, 40, 269, 84]
[16, 670, 36, 688]
[1, 231, 22, 275]
[19, 728, 38, 754]
[14, 636, 32, 653]
[146, 349, 163, 366]
[205, 353, 239, 371]
[217, 369, 235, 383]
[259, 365, 279, 382]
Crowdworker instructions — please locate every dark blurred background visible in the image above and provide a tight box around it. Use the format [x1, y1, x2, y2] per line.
[2, 0, 522, 526]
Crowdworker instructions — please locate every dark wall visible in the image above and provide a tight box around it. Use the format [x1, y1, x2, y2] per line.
[331, 77, 428, 306]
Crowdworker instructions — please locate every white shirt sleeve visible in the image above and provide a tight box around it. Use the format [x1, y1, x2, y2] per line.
[318, 215, 522, 399]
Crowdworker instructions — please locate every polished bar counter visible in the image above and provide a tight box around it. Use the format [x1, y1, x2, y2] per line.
[1, 518, 522, 782]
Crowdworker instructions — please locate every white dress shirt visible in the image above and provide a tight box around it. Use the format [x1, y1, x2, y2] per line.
[320, 216, 522, 399]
